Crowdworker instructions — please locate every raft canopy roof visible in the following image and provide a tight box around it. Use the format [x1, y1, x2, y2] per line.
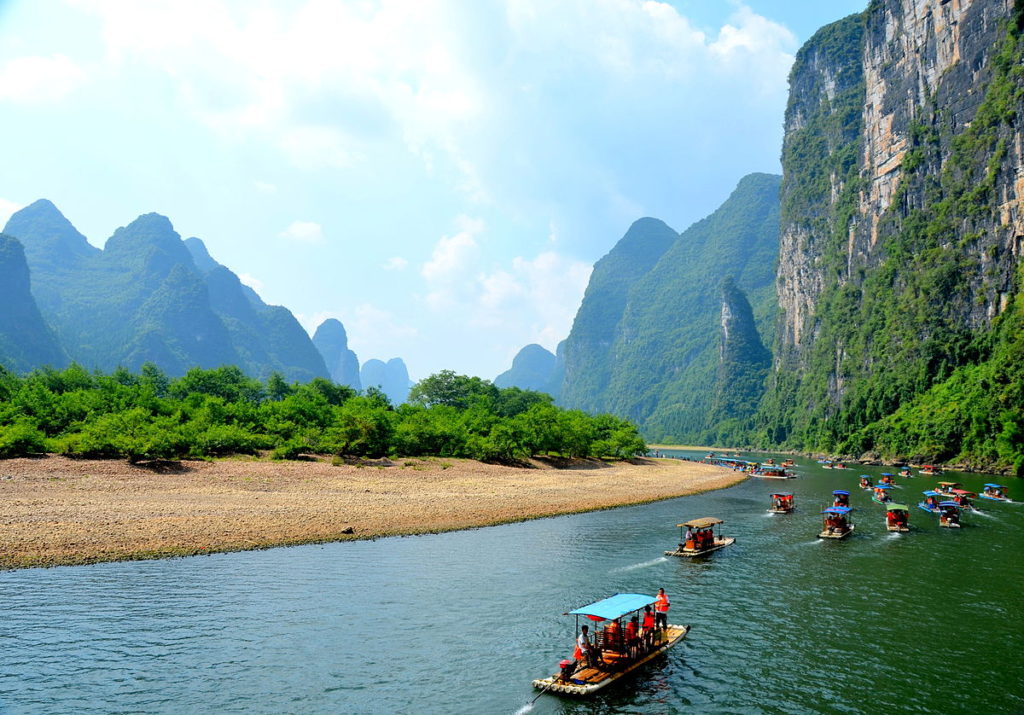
[984, 483, 1005, 488]
[887, 503, 910, 511]
[822, 506, 852, 514]
[569, 593, 656, 621]
[770, 492, 793, 497]
[678, 517, 723, 529]
[938, 482, 961, 487]
[833, 490, 850, 495]
[881, 473, 895, 476]
[939, 501, 960, 508]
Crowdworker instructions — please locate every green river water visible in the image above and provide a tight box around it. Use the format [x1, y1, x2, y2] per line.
[1, 450, 1021, 713]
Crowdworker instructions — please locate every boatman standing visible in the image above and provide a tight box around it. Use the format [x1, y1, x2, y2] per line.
[575, 625, 592, 667]
[654, 588, 670, 633]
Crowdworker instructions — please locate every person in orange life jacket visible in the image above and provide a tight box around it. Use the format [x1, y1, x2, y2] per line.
[625, 616, 640, 658]
[641, 605, 655, 649]
[654, 588, 670, 631]
[603, 619, 621, 652]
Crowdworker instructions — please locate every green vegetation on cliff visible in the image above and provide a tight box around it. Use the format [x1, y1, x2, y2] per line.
[756, 6, 1024, 473]
[0, 365, 646, 463]
[0, 235, 68, 373]
[559, 173, 780, 444]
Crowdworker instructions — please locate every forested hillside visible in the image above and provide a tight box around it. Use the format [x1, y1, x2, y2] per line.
[3, 200, 329, 382]
[558, 173, 780, 443]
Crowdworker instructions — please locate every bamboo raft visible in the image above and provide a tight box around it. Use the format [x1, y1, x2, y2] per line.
[531, 625, 690, 696]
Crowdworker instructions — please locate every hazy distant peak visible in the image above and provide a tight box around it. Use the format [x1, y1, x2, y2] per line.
[184, 237, 220, 273]
[314, 318, 348, 343]
[3, 198, 96, 260]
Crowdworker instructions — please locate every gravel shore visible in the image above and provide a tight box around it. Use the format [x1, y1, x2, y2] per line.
[0, 454, 744, 569]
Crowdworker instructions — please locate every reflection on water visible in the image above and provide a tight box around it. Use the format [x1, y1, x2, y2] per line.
[1, 452, 1022, 714]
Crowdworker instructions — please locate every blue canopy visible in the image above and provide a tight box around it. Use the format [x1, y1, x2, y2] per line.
[939, 501, 960, 508]
[874, 484, 893, 490]
[984, 483, 1004, 488]
[833, 489, 850, 495]
[922, 490, 940, 496]
[569, 593, 657, 621]
[822, 506, 852, 514]
[881, 473, 895, 476]
[859, 474, 872, 479]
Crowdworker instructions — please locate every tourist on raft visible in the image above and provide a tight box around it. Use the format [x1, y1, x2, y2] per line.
[654, 588, 670, 632]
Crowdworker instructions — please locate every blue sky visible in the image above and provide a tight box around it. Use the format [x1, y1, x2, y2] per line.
[0, 0, 864, 381]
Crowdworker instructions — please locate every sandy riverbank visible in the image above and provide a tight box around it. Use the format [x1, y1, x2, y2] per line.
[0, 455, 744, 569]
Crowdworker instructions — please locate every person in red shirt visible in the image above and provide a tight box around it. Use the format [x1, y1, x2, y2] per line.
[624, 616, 640, 658]
[654, 588, 670, 634]
[641, 605, 655, 650]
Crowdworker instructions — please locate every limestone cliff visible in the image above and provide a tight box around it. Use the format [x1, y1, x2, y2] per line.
[765, 0, 1024, 467]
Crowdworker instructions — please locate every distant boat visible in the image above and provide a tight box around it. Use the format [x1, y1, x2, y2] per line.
[920, 464, 943, 476]
[768, 492, 795, 514]
[980, 483, 1011, 502]
[935, 481, 961, 496]
[859, 475, 874, 490]
[832, 489, 850, 507]
[531, 593, 690, 697]
[871, 484, 894, 504]
[898, 466, 913, 478]
[885, 504, 910, 532]
[665, 517, 735, 557]
[752, 465, 795, 479]
[819, 506, 855, 539]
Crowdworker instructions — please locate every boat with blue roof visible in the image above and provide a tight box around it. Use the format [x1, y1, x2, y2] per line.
[832, 489, 850, 507]
[871, 484, 894, 504]
[980, 484, 1011, 502]
[919, 491, 943, 513]
[531, 593, 690, 697]
[819, 506, 854, 539]
[859, 475, 873, 490]
[938, 501, 962, 528]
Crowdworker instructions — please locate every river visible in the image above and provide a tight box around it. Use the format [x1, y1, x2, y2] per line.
[1, 451, 1021, 714]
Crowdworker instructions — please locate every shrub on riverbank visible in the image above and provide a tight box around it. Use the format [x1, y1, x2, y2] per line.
[0, 364, 646, 462]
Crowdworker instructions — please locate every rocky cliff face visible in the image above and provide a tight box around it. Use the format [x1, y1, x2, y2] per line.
[766, 0, 1024, 464]
[708, 277, 770, 440]
[0, 234, 68, 372]
[312, 319, 362, 389]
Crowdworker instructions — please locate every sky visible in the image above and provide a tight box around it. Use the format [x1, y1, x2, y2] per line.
[0, 0, 865, 381]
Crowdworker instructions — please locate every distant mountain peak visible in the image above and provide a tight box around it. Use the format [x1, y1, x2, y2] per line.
[184, 237, 220, 273]
[3, 198, 97, 264]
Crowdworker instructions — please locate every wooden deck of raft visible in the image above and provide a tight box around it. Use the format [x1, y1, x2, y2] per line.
[532, 624, 690, 696]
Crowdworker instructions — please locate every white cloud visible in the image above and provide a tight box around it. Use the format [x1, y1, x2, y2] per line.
[0, 198, 23, 227]
[383, 256, 409, 271]
[421, 215, 484, 309]
[253, 180, 277, 193]
[0, 54, 87, 104]
[279, 220, 324, 243]
[473, 251, 592, 349]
